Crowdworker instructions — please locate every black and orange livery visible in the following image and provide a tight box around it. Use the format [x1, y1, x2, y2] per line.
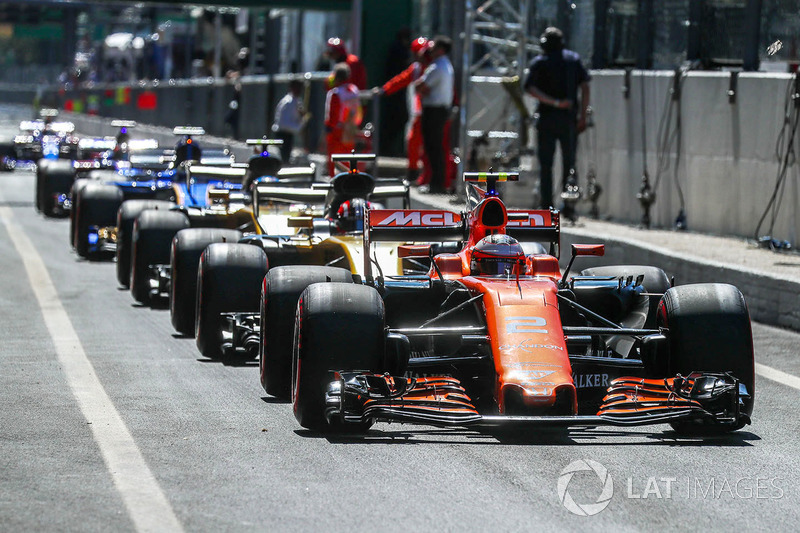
[285, 172, 754, 435]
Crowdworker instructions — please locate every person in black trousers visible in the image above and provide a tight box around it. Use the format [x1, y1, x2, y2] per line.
[415, 36, 454, 194]
[524, 27, 591, 209]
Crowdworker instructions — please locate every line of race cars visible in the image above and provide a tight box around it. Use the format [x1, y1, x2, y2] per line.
[30, 116, 756, 437]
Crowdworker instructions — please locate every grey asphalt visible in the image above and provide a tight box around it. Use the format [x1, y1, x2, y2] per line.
[1, 107, 800, 531]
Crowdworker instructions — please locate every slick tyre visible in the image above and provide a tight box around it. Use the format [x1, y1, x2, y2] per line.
[260, 266, 353, 399]
[170, 228, 242, 336]
[130, 209, 189, 304]
[580, 265, 670, 328]
[0, 141, 15, 171]
[34, 159, 49, 213]
[195, 243, 268, 360]
[292, 283, 385, 432]
[116, 200, 174, 288]
[69, 178, 91, 249]
[73, 182, 123, 259]
[38, 158, 75, 217]
[658, 283, 754, 434]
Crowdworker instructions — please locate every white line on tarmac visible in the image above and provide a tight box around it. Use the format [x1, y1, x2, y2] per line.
[756, 362, 800, 391]
[0, 206, 183, 533]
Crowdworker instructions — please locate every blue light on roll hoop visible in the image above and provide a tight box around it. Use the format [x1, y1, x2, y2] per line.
[88, 232, 99, 245]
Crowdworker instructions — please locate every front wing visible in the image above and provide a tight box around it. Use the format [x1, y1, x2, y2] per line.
[326, 372, 751, 429]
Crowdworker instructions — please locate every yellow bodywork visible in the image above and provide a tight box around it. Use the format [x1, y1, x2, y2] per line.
[266, 234, 403, 276]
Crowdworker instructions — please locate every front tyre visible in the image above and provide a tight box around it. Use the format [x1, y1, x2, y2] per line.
[292, 283, 385, 432]
[659, 283, 754, 434]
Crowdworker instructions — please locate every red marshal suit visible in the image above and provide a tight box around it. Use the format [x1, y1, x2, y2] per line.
[325, 82, 363, 176]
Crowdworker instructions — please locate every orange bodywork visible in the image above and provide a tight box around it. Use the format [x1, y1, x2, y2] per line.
[459, 276, 575, 414]
[368, 190, 575, 416]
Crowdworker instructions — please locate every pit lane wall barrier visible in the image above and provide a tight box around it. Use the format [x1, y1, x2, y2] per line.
[588, 70, 800, 246]
[7, 70, 800, 244]
[468, 70, 800, 245]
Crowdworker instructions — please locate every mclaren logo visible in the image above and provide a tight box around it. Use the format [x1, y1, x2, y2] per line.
[374, 210, 461, 227]
[507, 212, 546, 227]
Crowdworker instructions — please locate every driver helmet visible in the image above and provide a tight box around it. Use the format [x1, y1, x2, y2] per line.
[336, 198, 371, 233]
[470, 233, 525, 276]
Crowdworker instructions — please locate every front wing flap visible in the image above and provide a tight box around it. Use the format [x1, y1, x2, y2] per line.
[326, 372, 750, 429]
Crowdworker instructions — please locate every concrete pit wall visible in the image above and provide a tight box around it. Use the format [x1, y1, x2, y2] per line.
[589, 71, 800, 244]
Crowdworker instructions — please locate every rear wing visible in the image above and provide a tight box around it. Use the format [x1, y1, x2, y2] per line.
[173, 126, 205, 136]
[111, 120, 137, 129]
[78, 138, 117, 151]
[185, 164, 247, 183]
[366, 209, 465, 242]
[253, 182, 328, 205]
[363, 208, 465, 279]
[19, 120, 45, 132]
[278, 164, 317, 184]
[506, 208, 560, 249]
[48, 122, 75, 134]
[369, 180, 411, 209]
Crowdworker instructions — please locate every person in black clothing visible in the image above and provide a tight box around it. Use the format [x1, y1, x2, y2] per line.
[524, 27, 591, 209]
[381, 27, 412, 157]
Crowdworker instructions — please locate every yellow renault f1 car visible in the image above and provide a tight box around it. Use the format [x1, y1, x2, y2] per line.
[191, 153, 412, 363]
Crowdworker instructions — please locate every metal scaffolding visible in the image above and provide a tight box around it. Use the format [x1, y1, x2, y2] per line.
[458, 0, 538, 193]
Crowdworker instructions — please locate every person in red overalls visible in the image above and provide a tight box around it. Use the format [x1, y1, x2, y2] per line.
[325, 63, 363, 176]
[325, 37, 367, 90]
[379, 36, 432, 184]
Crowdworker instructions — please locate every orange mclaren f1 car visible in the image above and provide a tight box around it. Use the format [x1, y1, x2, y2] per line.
[274, 172, 754, 435]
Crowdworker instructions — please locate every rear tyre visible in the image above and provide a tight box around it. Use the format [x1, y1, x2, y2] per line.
[0, 142, 15, 171]
[73, 182, 123, 259]
[292, 283, 385, 432]
[34, 159, 49, 213]
[130, 209, 189, 304]
[116, 200, 174, 288]
[580, 265, 670, 328]
[170, 228, 243, 336]
[195, 243, 268, 359]
[658, 283, 754, 434]
[260, 266, 353, 399]
[38, 159, 75, 217]
[69, 178, 94, 249]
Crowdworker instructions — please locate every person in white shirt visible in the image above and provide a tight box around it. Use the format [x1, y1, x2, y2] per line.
[272, 79, 305, 162]
[415, 36, 454, 194]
